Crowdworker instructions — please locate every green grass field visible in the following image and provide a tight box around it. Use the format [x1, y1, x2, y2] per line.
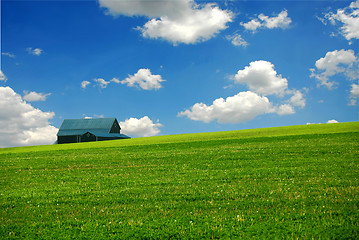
[1, 122, 358, 239]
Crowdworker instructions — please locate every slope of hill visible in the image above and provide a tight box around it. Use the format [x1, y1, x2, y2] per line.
[1, 122, 358, 239]
[1, 121, 358, 154]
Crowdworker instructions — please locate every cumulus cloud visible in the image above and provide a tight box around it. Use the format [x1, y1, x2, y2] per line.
[310, 49, 358, 89]
[327, 119, 339, 123]
[81, 80, 91, 89]
[350, 83, 359, 97]
[233, 60, 306, 114]
[27, 47, 43, 56]
[0, 86, 58, 148]
[94, 78, 110, 88]
[138, 5, 233, 45]
[258, 10, 292, 29]
[111, 77, 121, 83]
[241, 19, 262, 31]
[323, 0, 359, 43]
[120, 116, 162, 137]
[349, 83, 359, 105]
[180, 60, 306, 124]
[241, 10, 292, 32]
[0, 70, 7, 82]
[311, 49, 359, 105]
[288, 90, 306, 108]
[275, 104, 295, 115]
[99, 0, 233, 45]
[23, 91, 51, 102]
[315, 49, 356, 76]
[178, 91, 274, 124]
[233, 60, 288, 96]
[82, 69, 164, 90]
[226, 33, 248, 47]
[119, 68, 165, 90]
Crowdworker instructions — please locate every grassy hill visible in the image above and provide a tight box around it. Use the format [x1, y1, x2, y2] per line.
[1, 122, 358, 239]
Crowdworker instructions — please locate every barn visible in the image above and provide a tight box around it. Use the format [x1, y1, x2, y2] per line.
[57, 118, 130, 144]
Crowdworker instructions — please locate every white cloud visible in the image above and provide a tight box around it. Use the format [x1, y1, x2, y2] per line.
[180, 60, 306, 124]
[111, 77, 121, 83]
[350, 0, 359, 8]
[323, 0, 359, 42]
[349, 83, 359, 105]
[288, 90, 306, 108]
[241, 19, 262, 31]
[119, 68, 165, 90]
[2, 52, 15, 58]
[0, 86, 58, 148]
[310, 49, 358, 89]
[120, 116, 162, 137]
[241, 10, 292, 32]
[226, 33, 248, 47]
[275, 104, 295, 115]
[0, 70, 7, 82]
[138, 5, 233, 45]
[311, 49, 359, 105]
[259, 10, 292, 29]
[23, 91, 51, 102]
[307, 119, 339, 125]
[178, 91, 274, 124]
[81, 80, 91, 89]
[99, 0, 233, 45]
[83, 70, 164, 90]
[27, 47, 43, 56]
[94, 78, 110, 88]
[350, 83, 359, 97]
[327, 119, 339, 123]
[233, 60, 288, 96]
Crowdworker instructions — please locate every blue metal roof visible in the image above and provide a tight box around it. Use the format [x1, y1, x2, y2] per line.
[57, 129, 105, 136]
[59, 118, 117, 131]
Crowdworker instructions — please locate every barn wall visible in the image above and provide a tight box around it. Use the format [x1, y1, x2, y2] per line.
[57, 133, 128, 144]
[58, 136, 78, 144]
[80, 133, 96, 142]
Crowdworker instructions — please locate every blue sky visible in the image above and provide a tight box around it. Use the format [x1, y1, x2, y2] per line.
[0, 0, 358, 147]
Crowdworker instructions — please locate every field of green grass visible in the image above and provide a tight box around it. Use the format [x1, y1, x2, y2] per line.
[1, 122, 358, 239]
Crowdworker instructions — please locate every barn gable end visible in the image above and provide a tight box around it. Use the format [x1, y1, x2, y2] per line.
[110, 119, 121, 133]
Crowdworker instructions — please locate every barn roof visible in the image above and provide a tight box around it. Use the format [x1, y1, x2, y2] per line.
[59, 118, 117, 131]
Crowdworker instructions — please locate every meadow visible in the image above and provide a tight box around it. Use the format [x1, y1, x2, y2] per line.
[0, 122, 358, 239]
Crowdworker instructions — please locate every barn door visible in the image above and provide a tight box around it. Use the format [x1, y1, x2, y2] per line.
[81, 132, 97, 142]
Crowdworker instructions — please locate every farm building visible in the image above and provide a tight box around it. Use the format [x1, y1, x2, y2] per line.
[57, 118, 130, 144]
